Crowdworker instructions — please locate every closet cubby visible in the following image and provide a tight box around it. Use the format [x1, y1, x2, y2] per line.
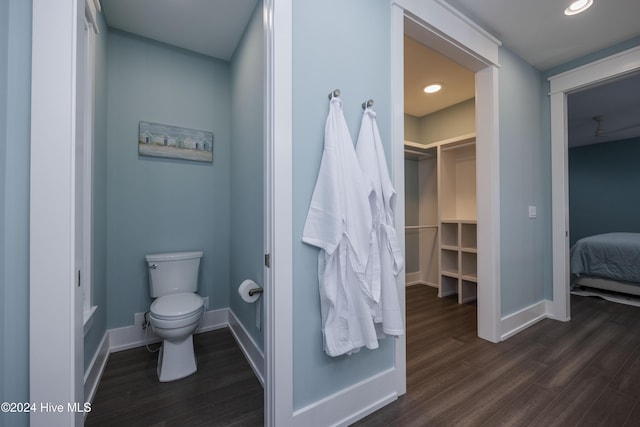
[440, 249, 458, 277]
[440, 275, 458, 297]
[460, 222, 477, 252]
[461, 251, 477, 281]
[460, 280, 478, 303]
[440, 222, 458, 248]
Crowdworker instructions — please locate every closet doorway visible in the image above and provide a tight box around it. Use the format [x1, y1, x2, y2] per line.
[392, 7, 502, 345]
[403, 37, 478, 306]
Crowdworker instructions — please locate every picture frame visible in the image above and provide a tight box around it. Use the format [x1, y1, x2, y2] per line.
[138, 121, 213, 163]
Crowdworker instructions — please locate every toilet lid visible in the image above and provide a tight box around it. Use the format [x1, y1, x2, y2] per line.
[150, 292, 204, 318]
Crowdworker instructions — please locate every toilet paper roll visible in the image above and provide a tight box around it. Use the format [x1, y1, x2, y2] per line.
[238, 279, 261, 303]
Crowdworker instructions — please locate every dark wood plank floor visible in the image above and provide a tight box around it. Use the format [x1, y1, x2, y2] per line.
[87, 286, 640, 426]
[356, 285, 640, 427]
[85, 328, 263, 426]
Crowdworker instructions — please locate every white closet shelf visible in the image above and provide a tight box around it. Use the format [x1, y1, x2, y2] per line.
[461, 274, 478, 283]
[441, 270, 459, 279]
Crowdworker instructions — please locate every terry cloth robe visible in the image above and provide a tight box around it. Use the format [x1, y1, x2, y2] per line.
[356, 107, 405, 337]
[302, 96, 379, 357]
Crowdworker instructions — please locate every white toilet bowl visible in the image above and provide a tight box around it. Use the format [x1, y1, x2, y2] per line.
[149, 292, 204, 382]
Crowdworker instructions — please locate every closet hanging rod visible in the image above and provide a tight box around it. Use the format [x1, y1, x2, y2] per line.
[328, 89, 341, 99]
[441, 141, 475, 152]
[404, 149, 434, 158]
[362, 99, 374, 109]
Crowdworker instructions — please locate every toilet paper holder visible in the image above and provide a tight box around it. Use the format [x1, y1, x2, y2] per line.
[248, 287, 263, 297]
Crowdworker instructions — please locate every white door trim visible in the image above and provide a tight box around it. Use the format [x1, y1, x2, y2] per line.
[393, 0, 502, 343]
[264, 0, 294, 425]
[30, 0, 84, 425]
[390, 3, 407, 395]
[548, 45, 640, 321]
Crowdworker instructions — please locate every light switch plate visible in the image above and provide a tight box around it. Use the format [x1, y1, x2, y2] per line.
[528, 205, 537, 219]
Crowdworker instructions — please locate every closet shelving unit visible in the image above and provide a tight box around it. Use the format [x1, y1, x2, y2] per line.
[404, 133, 477, 304]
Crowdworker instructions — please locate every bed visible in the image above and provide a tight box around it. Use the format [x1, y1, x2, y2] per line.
[570, 232, 640, 297]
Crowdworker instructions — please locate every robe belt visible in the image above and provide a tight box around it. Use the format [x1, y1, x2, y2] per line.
[382, 223, 404, 276]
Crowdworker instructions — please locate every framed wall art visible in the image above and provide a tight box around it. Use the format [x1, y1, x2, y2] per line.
[138, 121, 213, 163]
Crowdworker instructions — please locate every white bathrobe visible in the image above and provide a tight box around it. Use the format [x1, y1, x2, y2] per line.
[302, 97, 379, 356]
[356, 107, 405, 337]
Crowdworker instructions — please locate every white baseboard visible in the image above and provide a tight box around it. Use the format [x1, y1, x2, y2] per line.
[228, 309, 265, 386]
[500, 300, 550, 341]
[292, 368, 399, 427]
[406, 280, 438, 288]
[84, 332, 110, 404]
[405, 273, 438, 288]
[405, 271, 421, 285]
[109, 308, 229, 353]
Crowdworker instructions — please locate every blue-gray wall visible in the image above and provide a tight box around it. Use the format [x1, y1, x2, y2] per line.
[106, 31, 231, 328]
[1, 1, 31, 426]
[230, 1, 264, 349]
[569, 137, 640, 246]
[84, 10, 109, 375]
[292, 0, 394, 410]
[498, 48, 549, 315]
[419, 98, 475, 144]
[404, 114, 420, 142]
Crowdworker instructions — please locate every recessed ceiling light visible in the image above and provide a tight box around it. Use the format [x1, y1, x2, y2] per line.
[424, 83, 442, 94]
[564, 0, 593, 15]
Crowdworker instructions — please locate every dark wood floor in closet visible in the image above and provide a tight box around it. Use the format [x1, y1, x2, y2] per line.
[357, 285, 640, 427]
[87, 286, 640, 426]
[85, 328, 263, 427]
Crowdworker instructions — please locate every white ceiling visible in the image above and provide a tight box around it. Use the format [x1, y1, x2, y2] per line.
[445, 0, 640, 71]
[100, 0, 258, 61]
[568, 71, 640, 147]
[406, 0, 640, 146]
[404, 36, 475, 117]
[100, 0, 640, 146]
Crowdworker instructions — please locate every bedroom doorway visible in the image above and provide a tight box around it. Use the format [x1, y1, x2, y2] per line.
[566, 71, 640, 303]
[549, 46, 640, 320]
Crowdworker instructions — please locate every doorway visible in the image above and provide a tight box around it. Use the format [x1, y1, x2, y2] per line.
[549, 46, 640, 321]
[393, 7, 502, 347]
[403, 36, 477, 300]
[30, 1, 272, 425]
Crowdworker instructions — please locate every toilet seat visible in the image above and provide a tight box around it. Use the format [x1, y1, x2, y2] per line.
[150, 292, 204, 320]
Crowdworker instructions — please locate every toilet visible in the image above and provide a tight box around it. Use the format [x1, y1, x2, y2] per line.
[145, 251, 205, 382]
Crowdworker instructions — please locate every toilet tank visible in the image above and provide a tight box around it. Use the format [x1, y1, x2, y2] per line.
[145, 251, 203, 298]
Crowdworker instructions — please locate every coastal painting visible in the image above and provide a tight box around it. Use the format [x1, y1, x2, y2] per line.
[138, 121, 213, 163]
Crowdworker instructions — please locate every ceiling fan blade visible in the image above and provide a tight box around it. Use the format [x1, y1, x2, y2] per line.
[592, 115, 605, 136]
[591, 116, 640, 137]
[603, 122, 640, 135]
